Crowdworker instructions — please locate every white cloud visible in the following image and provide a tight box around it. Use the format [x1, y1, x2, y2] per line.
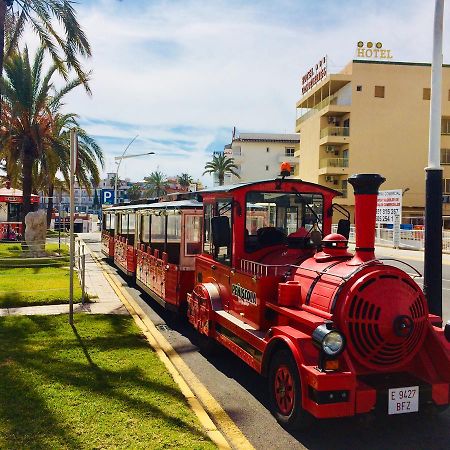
[17, 0, 450, 185]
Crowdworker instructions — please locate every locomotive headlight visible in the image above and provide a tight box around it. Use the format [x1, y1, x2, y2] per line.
[312, 324, 346, 357]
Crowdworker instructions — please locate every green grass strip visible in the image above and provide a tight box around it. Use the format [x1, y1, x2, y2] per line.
[0, 267, 83, 308]
[0, 315, 215, 449]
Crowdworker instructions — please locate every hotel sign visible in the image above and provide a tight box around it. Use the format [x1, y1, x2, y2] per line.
[301, 56, 327, 94]
[356, 41, 393, 60]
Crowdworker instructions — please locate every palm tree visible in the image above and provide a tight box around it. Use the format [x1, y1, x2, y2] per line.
[177, 172, 193, 191]
[203, 153, 240, 186]
[144, 170, 168, 198]
[0, 1, 91, 91]
[39, 113, 103, 226]
[127, 183, 142, 201]
[0, 46, 93, 227]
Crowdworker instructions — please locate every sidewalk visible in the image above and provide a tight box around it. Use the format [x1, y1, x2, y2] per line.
[0, 245, 128, 317]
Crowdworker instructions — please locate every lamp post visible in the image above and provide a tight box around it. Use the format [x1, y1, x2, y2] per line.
[113, 135, 155, 203]
[424, 0, 444, 317]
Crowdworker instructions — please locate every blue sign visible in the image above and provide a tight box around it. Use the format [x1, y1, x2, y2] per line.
[101, 189, 115, 204]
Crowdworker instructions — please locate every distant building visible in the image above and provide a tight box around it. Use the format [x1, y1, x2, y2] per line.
[215, 132, 300, 186]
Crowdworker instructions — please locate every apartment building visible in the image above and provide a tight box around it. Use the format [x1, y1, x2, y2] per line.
[215, 132, 300, 185]
[295, 58, 450, 225]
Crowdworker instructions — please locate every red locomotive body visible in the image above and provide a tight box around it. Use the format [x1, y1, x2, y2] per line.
[103, 174, 450, 429]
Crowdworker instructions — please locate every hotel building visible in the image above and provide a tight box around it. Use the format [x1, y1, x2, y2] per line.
[295, 57, 450, 226]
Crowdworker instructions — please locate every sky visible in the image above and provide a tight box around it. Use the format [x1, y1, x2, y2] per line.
[21, 0, 450, 186]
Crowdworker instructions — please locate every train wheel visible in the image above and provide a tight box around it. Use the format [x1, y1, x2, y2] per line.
[268, 350, 313, 431]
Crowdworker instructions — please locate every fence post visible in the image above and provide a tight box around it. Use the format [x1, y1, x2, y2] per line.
[81, 252, 86, 304]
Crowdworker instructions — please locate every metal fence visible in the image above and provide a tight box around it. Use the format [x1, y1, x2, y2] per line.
[332, 225, 450, 253]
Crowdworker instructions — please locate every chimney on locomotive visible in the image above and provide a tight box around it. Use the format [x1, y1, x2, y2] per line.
[347, 174, 385, 265]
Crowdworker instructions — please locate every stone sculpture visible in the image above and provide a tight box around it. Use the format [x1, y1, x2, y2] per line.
[25, 210, 47, 256]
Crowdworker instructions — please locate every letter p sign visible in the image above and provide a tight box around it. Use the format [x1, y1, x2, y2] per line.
[101, 189, 115, 205]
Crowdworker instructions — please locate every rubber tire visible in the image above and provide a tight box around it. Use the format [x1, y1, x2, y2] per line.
[268, 350, 314, 431]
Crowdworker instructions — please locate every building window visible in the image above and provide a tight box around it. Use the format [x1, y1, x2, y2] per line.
[374, 86, 385, 98]
[448, 90, 450, 101]
[266, 147, 269, 152]
[356, 85, 362, 92]
[443, 178, 450, 194]
[442, 118, 450, 135]
[441, 148, 450, 164]
[265, 165, 269, 171]
[285, 147, 295, 157]
[290, 165, 295, 175]
[423, 88, 431, 100]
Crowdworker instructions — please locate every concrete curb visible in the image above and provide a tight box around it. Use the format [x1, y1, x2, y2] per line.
[85, 242, 255, 450]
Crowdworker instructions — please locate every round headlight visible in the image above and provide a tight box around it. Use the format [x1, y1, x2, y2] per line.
[322, 331, 344, 356]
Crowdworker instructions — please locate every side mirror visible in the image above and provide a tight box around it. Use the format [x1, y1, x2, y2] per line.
[211, 216, 230, 247]
[337, 219, 350, 240]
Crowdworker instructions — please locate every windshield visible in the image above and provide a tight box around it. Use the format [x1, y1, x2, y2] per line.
[245, 191, 323, 252]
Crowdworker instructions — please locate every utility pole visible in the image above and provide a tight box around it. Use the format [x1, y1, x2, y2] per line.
[424, 0, 444, 317]
[69, 129, 77, 325]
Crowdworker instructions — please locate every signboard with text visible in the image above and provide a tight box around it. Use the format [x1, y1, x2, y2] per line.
[301, 56, 327, 94]
[101, 189, 115, 205]
[376, 190, 402, 224]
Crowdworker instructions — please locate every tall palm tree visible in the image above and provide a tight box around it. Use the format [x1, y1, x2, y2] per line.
[144, 170, 168, 198]
[177, 172, 193, 191]
[0, 45, 92, 227]
[39, 112, 103, 226]
[0, 1, 91, 91]
[203, 153, 240, 186]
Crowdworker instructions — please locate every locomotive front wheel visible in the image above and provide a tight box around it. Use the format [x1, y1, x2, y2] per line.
[268, 350, 313, 431]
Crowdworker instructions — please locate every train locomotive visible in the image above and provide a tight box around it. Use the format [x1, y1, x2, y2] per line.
[102, 172, 450, 430]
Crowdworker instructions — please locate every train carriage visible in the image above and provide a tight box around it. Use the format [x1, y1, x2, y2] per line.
[102, 173, 450, 430]
[101, 207, 115, 259]
[134, 199, 203, 311]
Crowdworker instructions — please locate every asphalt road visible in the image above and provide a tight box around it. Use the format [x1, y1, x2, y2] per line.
[82, 234, 450, 450]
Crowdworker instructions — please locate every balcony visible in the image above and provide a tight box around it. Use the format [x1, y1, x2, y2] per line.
[318, 158, 349, 175]
[296, 93, 351, 128]
[319, 126, 350, 146]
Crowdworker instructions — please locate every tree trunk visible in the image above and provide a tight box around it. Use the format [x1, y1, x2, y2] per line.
[21, 145, 33, 231]
[0, 0, 7, 120]
[47, 183, 54, 228]
[219, 174, 224, 186]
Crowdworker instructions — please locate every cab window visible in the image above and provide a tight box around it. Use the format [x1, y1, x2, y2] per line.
[203, 200, 232, 265]
[245, 191, 323, 252]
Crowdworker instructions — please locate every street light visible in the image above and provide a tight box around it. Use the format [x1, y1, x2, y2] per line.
[113, 135, 155, 203]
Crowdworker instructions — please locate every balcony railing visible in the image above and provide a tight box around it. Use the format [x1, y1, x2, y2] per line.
[319, 158, 349, 169]
[296, 94, 351, 126]
[320, 126, 350, 139]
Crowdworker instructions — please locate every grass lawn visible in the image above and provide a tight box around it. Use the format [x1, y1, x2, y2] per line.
[0, 267, 83, 308]
[0, 242, 69, 259]
[0, 314, 215, 450]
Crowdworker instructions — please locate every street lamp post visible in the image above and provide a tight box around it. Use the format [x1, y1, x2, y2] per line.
[424, 0, 444, 317]
[113, 135, 155, 203]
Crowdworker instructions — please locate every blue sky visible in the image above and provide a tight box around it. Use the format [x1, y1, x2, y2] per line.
[23, 0, 450, 186]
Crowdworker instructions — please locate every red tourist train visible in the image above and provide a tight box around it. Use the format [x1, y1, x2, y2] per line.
[101, 173, 450, 429]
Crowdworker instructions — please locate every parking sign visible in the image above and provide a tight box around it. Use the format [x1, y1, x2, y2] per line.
[101, 189, 115, 205]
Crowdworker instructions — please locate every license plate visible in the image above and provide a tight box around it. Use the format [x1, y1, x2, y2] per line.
[388, 386, 419, 415]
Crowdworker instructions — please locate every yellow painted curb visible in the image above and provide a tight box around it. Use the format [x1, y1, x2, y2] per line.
[85, 243, 255, 450]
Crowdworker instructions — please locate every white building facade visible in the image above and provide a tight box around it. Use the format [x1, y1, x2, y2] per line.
[215, 132, 300, 186]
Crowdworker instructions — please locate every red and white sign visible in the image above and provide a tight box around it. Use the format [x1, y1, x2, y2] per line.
[301, 56, 327, 94]
[376, 189, 402, 224]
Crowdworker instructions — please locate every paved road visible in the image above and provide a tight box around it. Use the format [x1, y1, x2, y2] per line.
[82, 234, 450, 450]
